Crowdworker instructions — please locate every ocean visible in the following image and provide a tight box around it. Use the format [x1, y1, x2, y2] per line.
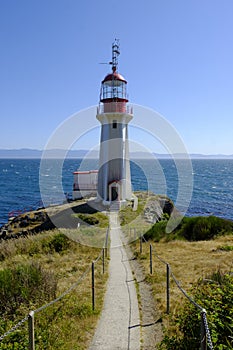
[0, 158, 233, 226]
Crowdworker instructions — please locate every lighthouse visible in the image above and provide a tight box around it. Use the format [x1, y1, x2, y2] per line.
[97, 40, 133, 206]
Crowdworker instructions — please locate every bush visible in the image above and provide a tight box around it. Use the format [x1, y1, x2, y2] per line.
[144, 215, 233, 242]
[0, 262, 57, 317]
[78, 213, 99, 225]
[74, 212, 108, 227]
[181, 216, 233, 241]
[159, 270, 233, 349]
[42, 233, 70, 253]
[48, 233, 70, 253]
[219, 245, 233, 251]
[144, 221, 168, 242]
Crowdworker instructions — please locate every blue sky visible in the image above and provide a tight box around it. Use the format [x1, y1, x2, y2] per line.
[0, 0, 233, 154]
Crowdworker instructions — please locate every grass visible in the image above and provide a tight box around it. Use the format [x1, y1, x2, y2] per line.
[145, 215, 233, 242]
[72, 212, 109, 228]
[62, 226, 109, 248]
[130, 234, 233, 339]
[119, 191, 177, 245]
[119, 193, 146, 226]
[118, 196, 233, 318]
[0, 229, 108, 349]
[119, 199, 233, 345]
[119, 192, 158, 244]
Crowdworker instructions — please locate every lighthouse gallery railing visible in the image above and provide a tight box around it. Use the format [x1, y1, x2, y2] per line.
[97, 102, 133, 115]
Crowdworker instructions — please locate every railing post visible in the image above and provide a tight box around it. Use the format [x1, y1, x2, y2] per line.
[92, 261, 95, 311]
[200, 311, 207, 350]
[140, 235, 142, 254]
[134, 228, 137, 240]
[166, 264, 170, 314]
[28, 311, 35, 350]
[105, 228, 108, 258]
[150, 244, 153, 274]
[102, 248, 105, 274]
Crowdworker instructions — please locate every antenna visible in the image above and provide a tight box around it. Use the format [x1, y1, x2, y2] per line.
[111, 39, 120, 72]
[98, 39, 120, 71]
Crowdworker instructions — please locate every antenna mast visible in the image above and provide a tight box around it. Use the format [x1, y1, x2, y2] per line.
[111, 39, 120, 72]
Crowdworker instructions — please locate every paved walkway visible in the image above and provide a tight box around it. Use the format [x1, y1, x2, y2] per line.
[89, 211, 140, 350]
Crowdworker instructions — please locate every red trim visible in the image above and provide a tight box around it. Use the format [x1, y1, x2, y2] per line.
[100, 97, 128, 103]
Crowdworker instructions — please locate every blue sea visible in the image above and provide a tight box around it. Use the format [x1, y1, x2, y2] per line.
[0, 158, 233, 226]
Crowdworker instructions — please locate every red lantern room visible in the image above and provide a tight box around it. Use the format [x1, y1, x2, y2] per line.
[99, 40, 128, 113]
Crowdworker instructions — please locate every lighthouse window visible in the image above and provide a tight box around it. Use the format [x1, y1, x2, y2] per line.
[112, 120, 117, 129]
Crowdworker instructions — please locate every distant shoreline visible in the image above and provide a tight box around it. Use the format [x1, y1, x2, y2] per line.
[0, 149, 233, 159]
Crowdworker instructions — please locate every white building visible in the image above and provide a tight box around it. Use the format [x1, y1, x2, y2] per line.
[96, 40, 133, 206]
[73, 170, 98, 199]
[73, 40, 134, 208]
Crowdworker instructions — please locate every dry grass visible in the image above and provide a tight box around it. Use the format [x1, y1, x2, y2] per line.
[130, 233, 233, 330]
[62, 227, 108, 249]
[0, 229, 108, 349]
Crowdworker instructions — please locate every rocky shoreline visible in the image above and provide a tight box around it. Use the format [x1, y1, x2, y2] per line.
[0, 193, 176, 241]
[0, 209, 54, 240]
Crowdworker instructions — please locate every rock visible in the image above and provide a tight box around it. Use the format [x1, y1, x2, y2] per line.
[144, 195, 174, 224]
[159, 198, 174, 215]
[19, 220, 28, 228]
[0, 230, 7, 239]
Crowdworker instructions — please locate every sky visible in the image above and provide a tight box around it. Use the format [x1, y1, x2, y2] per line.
[0, 0, 233, 155]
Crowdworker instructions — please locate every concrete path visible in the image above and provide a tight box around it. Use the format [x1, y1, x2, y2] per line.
[89, 211, 140, 350]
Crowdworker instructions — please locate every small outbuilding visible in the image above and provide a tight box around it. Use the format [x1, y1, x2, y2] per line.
[73, 170, 98, 199]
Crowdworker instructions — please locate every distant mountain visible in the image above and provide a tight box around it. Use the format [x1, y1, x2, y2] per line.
[0, 149, 98, 159]
[183, 153, 233, 159]
[0, 148, 42, 158]
[0, 149, 233, 159]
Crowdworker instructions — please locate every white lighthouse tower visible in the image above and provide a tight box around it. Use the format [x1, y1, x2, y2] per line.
[97, 40, 133, 207]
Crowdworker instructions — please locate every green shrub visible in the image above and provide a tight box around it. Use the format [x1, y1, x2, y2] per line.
[73, 212, 108, 228]
[144, 220, 168, 242]
[0, 262, 57, 317]
[219, 245, 233, 251]
[48, 233, 70, 253]
[181, 216, 233, 241]
[145, 215, 233, 242]
[41, 233, 70, 253]
[78, 213, 99, 225]
[159, 270, 233, 349]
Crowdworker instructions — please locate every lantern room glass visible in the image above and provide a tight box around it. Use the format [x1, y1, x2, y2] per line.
[101, 80, 127, 100]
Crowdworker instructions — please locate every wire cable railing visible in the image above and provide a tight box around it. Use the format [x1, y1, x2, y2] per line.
[0, 228, 109, 349]
[139, 233, 214, 350]
[0, 222, 215, 350]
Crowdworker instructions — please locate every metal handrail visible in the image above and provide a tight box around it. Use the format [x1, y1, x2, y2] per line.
[97, 103, 133, 115]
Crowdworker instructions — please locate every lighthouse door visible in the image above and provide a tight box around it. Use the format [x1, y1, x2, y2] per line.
[111, 186, 118, 201]
[109, 182, 120, 202]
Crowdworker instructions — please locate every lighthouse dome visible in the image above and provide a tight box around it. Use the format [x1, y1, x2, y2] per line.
[102, 71, 127, 86]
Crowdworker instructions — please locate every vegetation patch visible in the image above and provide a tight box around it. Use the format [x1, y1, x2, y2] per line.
[0, 262, 57, 317]
[218, 244, 233, 251]
[72, 212, 108, 228]
[119, 194, 147, 226]
[0, 229, 108, 349]
[44, 233, 70, 253]
[159, 270, 233, 349]
[130, 229, 233, 350]
[0, 232, 71, 261]
[145, 215, 233, 242]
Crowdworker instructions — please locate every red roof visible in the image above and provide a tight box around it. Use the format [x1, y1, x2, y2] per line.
[102, 72, 127, 84]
